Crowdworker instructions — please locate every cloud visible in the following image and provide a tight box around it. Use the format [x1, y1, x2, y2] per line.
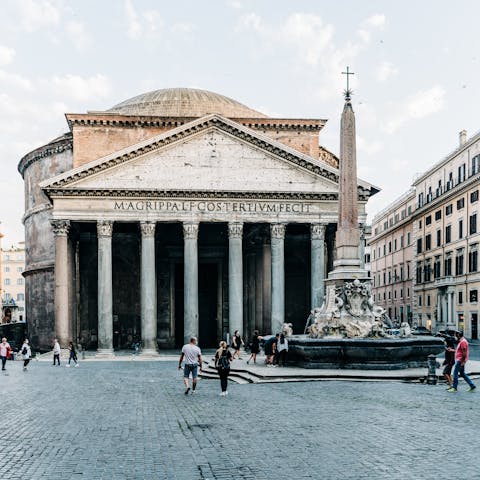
[0, 70, 34, 91]
[65, 21, 92, 51]
[357, 135, 383, 156]
[384, 85, 446, 134]
[124, 0, 164, 40]
[18, 0, 61, 32]
[358, 13, 386, 44]
[0, 46, 15, 66]
[376, 61, 398, 82]
[51, 74, 112, 102]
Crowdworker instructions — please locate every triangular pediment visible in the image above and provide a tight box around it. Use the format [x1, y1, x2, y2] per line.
[41, 114, 375, 198]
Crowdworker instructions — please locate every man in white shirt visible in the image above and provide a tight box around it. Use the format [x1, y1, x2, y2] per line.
[178, 337, 203, 395]
[53, 338, 61, 366]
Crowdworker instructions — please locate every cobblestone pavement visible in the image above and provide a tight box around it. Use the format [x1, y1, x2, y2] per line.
[1, 361, 479, 480]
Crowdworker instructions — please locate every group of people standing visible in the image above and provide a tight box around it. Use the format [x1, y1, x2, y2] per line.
[247, 331, 289, 367]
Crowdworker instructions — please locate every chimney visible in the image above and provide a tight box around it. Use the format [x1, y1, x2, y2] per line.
[459, 129, 467, 146]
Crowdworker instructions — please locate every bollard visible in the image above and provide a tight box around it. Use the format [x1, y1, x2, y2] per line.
[426, 354, 437, 385]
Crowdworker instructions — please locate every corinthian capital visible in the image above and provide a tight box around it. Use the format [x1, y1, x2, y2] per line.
[51, 220, 70, 236]
[311, 223, 326, 240]
[183, 222, 199, 240]
[270, 223, 286, 240]
[97, 220, 113, 237]
[228, 222, 243, 239]
[140, 221, 156, 237]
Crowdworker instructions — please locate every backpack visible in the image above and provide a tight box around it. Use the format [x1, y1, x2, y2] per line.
[22, 346, 28, 355]
[218, 351, 230, 370]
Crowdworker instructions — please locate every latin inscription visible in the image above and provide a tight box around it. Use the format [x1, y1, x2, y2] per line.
[113, 200, 311, 214]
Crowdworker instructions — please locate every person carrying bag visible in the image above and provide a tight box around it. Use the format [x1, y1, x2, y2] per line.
[215, 341, 233, 397]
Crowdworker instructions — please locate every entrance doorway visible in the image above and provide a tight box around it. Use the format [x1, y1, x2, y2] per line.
[173, 262, 220, 348]
[471, 313, 478, 340]
[199, 263, 219, 347]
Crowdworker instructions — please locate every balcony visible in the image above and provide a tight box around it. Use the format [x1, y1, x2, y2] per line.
[434, 276, 455, 287]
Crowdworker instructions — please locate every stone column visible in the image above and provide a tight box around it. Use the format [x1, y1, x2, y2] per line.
[97, 220, 114, 357]
[228, 222, 243, 336]
[140, 221, 158, 355]
[52, 220, 71, 347]
[183, 222, 199, 344]
[270, 223, 286, 334]
[449, 291, 455, 326]
[442, 293, 448, 327]
[311, 223, 326, 309]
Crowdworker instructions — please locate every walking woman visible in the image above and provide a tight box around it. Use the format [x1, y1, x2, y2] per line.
[67, 341, 79, 367]
[0, 337, 11, 372]
[247, 330, 261, 365]
[20, 339, 31, 372]
[215, 341, 233, 396]
[231, 330, 244, 359]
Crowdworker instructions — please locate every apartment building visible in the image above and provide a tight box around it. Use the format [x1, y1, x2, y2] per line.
[369, 130, 480, 337]
[413, 130, 479, 337]
[369, 190, 416, 324]
[2, 242, 26, 323]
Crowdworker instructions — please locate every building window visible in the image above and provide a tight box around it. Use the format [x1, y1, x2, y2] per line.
[426, 215, 432, 226]
[418, 193, 424, 208]
[407, 233, 411, 245]
[418, 220, 422, 229]
[458, 163, 466, 183]
[4, 278, 10, 285]
[434, 257, 441, 278]
[388, 271, 392, 284]
[455, 250, 464, 276]
[400, 288, 403, 298]
[407, 263, 410, 279]
[16, 293, 24, 301]
[4, 267, 9, 273]
[457, 198, 465, 210]
[417, 238, 423, 254]
[435, 210, 442, 221]
[446, 204, 453, 215]
[416, 262, 423, 283]
[383, 292, 386, 300]
[469, 246, 478, 273]
[470, 213, 477, 235]
[424, 262, 431, 282]
[400, 235, 404, 248]
[394, 239, 397, 251]
[472, 155, 480, 175]
[436, 229, 441, 247]
[459, 219, 464, 239]
[388, 241, 392, 253]
[388, 291, 391, 300]
[470, 290, 478, 303]
[418, 296, 422, 307]
[407, 288, 410, 297]
[16, 267, 22, 273]
[383, 272, 386, 285]
[16, 278, 23, 285]
[445, 255, 452, 276]
[427, 295, 431, 306]
[471, 190, 479, 203]
[445, 225, 451, 243]
[383, 244, 386, 255]
[459, 291, 463, 304]
[425, 234, 431, 251]
[394, 290, 397, 299]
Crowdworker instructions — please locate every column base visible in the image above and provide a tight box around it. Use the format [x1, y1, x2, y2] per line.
[95, 348, 115, 358]
[139, 348, 160, 357]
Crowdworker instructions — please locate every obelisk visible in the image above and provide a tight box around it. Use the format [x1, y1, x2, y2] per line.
[329, 83, 368, 280]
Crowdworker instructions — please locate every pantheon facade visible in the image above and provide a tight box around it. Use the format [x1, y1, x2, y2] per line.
[19, 88, 377, 353]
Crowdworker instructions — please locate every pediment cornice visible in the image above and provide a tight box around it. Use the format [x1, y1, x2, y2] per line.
[41, 114, 377, 199]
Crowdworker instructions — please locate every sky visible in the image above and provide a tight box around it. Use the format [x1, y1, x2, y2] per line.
[1, 0, 479, 246]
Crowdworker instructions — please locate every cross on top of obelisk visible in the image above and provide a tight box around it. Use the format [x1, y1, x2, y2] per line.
[342, 66, 355, 101]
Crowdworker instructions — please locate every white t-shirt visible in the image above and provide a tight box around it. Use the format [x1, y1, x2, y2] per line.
[182, 344, 201, 365]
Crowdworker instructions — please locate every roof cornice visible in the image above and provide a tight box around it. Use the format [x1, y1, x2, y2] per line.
[65, 112, 327, 132]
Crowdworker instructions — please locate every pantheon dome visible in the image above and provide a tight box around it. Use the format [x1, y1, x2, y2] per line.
[106, 87, 267, 118]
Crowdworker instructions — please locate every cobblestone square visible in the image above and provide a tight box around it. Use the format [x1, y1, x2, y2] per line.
[1, 361, 478, 480]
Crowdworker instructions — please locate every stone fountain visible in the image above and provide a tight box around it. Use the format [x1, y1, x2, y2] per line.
[287, 80, 443, 369]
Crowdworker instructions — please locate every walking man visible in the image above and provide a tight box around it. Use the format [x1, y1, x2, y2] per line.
[20, 339, 31, 372]
[447, 331, 476, 393]
[178, 336, 203, 395]
[53, 338, 61, 366]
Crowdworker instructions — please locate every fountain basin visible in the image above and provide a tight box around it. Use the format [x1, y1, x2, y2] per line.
[287, 335, 444, 370]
